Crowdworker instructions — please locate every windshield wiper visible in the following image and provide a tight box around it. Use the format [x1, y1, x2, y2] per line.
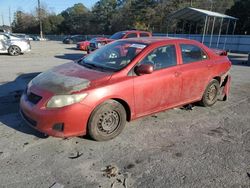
[82, 63, 95, 69]
[82, 62, 112, 72]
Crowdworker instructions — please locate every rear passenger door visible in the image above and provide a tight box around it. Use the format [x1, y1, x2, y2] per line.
[178, 43, 211, 103]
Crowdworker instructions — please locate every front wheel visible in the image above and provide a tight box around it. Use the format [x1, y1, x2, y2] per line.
[87, 100, 126, 141]
[8, 45, 21, 56]
[200, 79, 220, 107]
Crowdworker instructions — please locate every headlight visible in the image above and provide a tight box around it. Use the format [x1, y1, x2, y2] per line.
[47, 93, 88, 108]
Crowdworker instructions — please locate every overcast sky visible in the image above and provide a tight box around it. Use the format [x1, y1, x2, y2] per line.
[0, 0, 99, 26]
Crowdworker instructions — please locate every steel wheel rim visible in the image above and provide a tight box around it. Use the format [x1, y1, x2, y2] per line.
[207, 84, 217, 102]
[97, 110, 120, 134]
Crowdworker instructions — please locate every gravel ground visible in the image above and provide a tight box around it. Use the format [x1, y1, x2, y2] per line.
[0, 41, 249, 188]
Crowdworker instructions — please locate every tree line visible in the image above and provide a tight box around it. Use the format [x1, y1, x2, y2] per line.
[11, 0, 250, 35]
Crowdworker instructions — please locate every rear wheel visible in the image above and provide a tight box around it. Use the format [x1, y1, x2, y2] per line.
[8, 45, 21, 56]
[87, 100, 126, 141]
[200, 79, 220, 107]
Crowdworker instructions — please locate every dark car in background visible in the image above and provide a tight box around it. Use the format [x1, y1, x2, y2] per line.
[88, 30, 152, 52]
[63, 35, 90, 44]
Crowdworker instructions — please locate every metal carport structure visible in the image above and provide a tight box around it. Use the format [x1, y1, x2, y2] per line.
[166, 7, 238, 49]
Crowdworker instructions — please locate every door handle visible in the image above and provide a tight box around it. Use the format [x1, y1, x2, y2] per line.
[207, 64, 213, 68]
[174, 72, 181, 77]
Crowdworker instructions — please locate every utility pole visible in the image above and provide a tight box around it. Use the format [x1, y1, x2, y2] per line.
[190, 0, 192, 7]
[38, 0, 43, 39]
[9, 7, 11, 26]
[1, 13, 4, 25]
[210, 0, 213, 11]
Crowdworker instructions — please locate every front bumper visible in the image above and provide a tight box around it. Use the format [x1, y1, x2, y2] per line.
[218, 74, 231, 101]
[19, 89, 92, 138]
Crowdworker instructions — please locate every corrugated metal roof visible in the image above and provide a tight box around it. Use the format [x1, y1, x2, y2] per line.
[168, 7, 238, 22]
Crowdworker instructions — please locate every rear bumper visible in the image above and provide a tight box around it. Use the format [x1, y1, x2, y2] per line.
[21, 44, 31, 53]
[219, 74, 231, 101]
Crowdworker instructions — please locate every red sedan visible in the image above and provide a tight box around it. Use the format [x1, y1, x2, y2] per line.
[20, 38, 231, 141]
[76, 37, 107, 51]
[88, 30, 152, 51]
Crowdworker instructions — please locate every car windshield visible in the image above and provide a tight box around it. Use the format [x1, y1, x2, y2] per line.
[9, 33, 20, 38]
[79, 41, 147, 72]
[110, 32, 125, 40]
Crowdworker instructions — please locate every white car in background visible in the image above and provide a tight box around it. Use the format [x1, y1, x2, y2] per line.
[0, 33, 31, 56]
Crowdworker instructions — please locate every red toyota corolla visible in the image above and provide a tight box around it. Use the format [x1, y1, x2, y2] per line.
[20, 37, 231, 141]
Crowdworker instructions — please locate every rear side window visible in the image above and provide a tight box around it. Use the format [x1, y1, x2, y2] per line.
[125, 33, 137, 38]
[180, 44, 208, 64]
[140, 33, 150, 37]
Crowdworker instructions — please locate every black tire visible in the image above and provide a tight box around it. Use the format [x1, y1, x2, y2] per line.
[87, 100, 126, 141]
[8, 45, 21, 56]
[200, 79, 220, 107]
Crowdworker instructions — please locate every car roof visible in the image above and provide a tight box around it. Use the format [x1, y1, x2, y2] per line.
[121, 37, 194, 45]
[117, 30, 151, 33]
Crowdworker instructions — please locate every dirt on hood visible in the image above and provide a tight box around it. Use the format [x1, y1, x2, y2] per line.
[31, 69, 90, 95]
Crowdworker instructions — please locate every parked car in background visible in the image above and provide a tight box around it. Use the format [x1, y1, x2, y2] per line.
[29, 35, 41, 41]
[20, 37, 231, 141]
[76, 37, 107, 51]
[0, 33, 31, 56]
[15, 34, 34, 41]
[63, 35, 90, 44]
[88, 30, 152, 52]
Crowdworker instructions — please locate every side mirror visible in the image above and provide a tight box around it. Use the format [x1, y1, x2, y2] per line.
[135, 63, 154, 75]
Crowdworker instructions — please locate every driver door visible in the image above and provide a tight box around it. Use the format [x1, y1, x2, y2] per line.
[0, 34, 7, 51]
[133, 44, 182, 117]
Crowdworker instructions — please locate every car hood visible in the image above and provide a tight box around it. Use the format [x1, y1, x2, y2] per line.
[95, 38, 113, 42]
[77, 41, 89, 45]
[30, 62, 112, 95]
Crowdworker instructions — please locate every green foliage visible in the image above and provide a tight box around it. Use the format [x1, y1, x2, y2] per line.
[60, 3, 89, 34]
[11, 0, 245, 35]
[43, 14, 64, 34]
[226, 0, 250, 34]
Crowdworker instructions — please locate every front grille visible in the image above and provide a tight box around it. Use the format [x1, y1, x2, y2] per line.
[27, 92, 42, 105]
[20, 110, 37, 127]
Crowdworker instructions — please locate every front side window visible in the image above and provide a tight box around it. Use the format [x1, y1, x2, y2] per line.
[110, 32, 126, 39]
[181, 44, 208, 64]
[80, 41, 147, 72]
[139, 45, 177, 70]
